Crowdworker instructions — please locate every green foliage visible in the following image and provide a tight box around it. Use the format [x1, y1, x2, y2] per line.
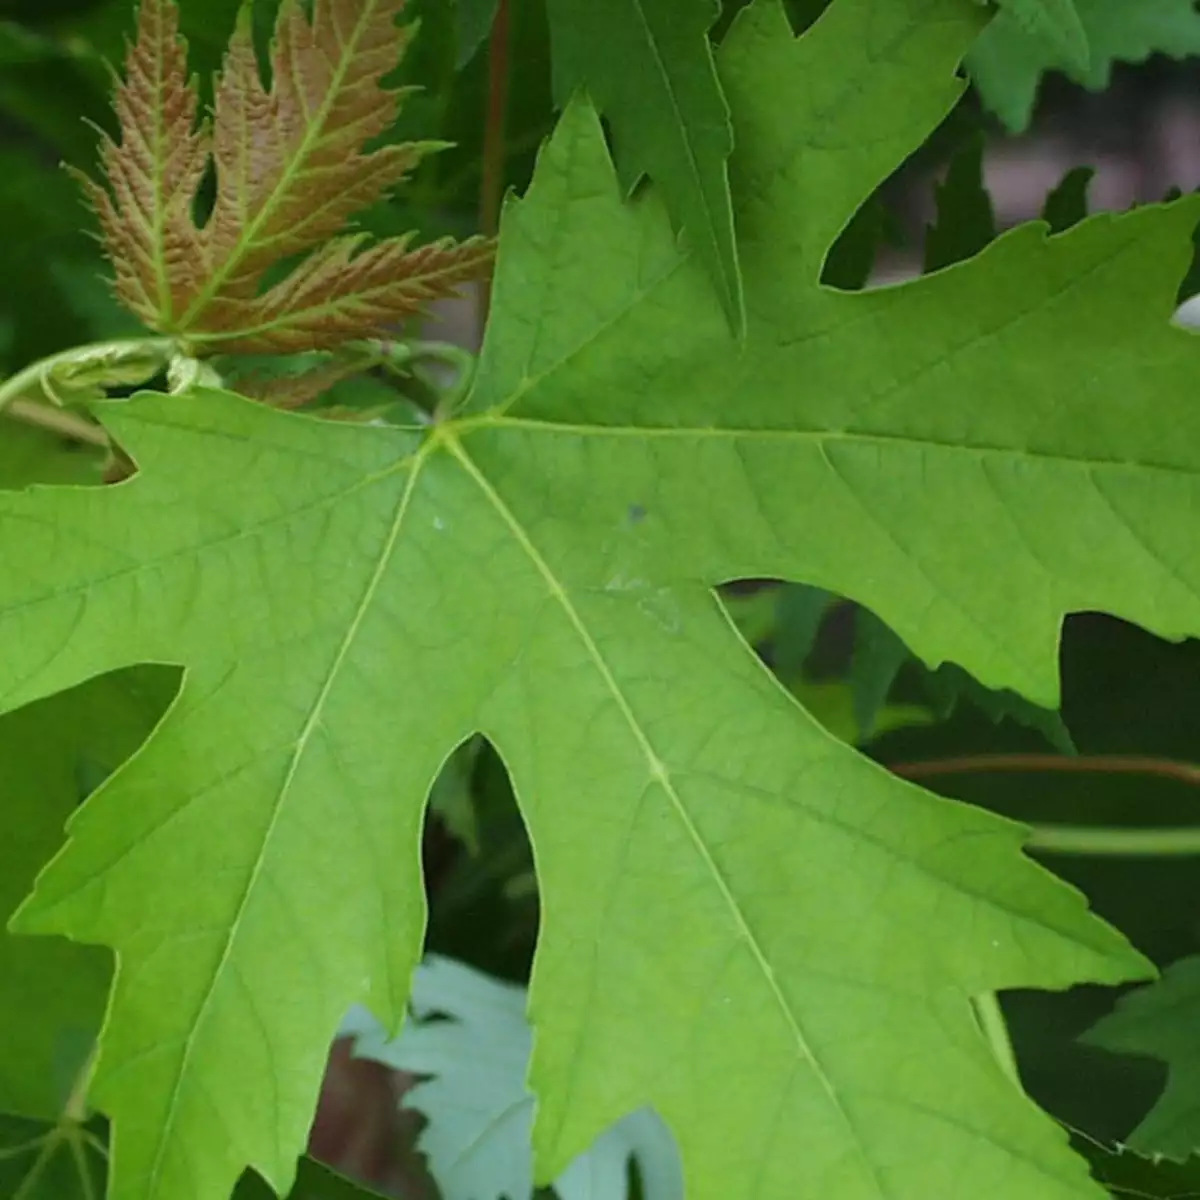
[343, 956, 683, 1200]
[992, 0, 1090, 71]
[0, 670, 174, 1123]
[969, 0, 1200, 131]
[924, 134, 995, 273]
[454, 0, 501, 66]
[5, 0, 1200, 1199]
[1086, 957, 1200, 1160]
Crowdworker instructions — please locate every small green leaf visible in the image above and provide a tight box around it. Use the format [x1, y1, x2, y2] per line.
[849, 609, 912, 741]
[771, 585, 834, 679]
[1086, 956, 1200, 1160]
[1041, 167, 1094, 234]
[924, 134, 996, 273]
[969, 0, 1200, 132]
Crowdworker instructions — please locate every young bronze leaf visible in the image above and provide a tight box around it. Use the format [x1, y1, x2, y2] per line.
[85, 0, 492, 353]
[77, 0, 208, 331]
[212, 231, 497, 353]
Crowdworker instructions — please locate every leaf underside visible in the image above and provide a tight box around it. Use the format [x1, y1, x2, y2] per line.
[82, 0, 493, 353]
[7, 1, 1200, 1199]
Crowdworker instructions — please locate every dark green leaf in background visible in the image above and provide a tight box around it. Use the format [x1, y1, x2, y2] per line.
[923, 133, 996, 273]
[455, 0, 500, 67]
[544, 0, 742, 332]
[0, 668, 176, 1122]
[0, 1112, 107, 1199]
[1086, 956, 1200, 1160]
[992, 0, 1091, 72]
[969, 0, 1200, 132]
[1041, 166, 1094, 234]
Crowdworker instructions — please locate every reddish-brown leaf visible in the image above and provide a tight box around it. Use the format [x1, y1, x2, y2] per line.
[81, 0, 493, 352]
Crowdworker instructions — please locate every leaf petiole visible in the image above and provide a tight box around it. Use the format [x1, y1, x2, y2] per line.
[367, 337, 478, 417]
[1026, 824, 1200, 857]
[972, 992, 1022, 1089]
[0, 337, 174, 412]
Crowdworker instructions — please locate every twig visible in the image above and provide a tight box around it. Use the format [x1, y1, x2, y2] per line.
[890, 753, 1200, 787]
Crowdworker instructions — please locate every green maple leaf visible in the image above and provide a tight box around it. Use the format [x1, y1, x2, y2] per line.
[9, 0, 1200, 1195]
[845, 137, 1074, 753]
[969, 0, 1200, 132]
[544, 0, 741, 333]
[1085, 955, 1200, 1160]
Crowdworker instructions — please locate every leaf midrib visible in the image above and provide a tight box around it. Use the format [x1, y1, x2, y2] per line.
[177, 0, 384, 329]
[459, 412, 1200, 480]
[138, 431, 436, 1196]
[442, 430, 889, 1196]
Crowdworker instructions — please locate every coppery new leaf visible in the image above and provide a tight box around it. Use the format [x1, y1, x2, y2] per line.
[84, 0, 493, 353]
[76, 0, 208, 329]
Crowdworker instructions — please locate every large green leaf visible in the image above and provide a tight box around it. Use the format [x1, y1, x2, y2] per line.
[8, 0, 1200, 1197]
[1085, 956, 1200, 1160]
[968, 0, 1200, 132]
[544, 0, 741, 331]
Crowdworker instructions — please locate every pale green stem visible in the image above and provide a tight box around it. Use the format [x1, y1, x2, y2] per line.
[1027, 823, 1200, 856]
[5, 399, 110, 446]
[973, 992, 1022, 1089]
[371, 338, 476, 379]
[896, 752, 1200, 858]
[0, 337, 173, 413]
[365, 338, 477, 416]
